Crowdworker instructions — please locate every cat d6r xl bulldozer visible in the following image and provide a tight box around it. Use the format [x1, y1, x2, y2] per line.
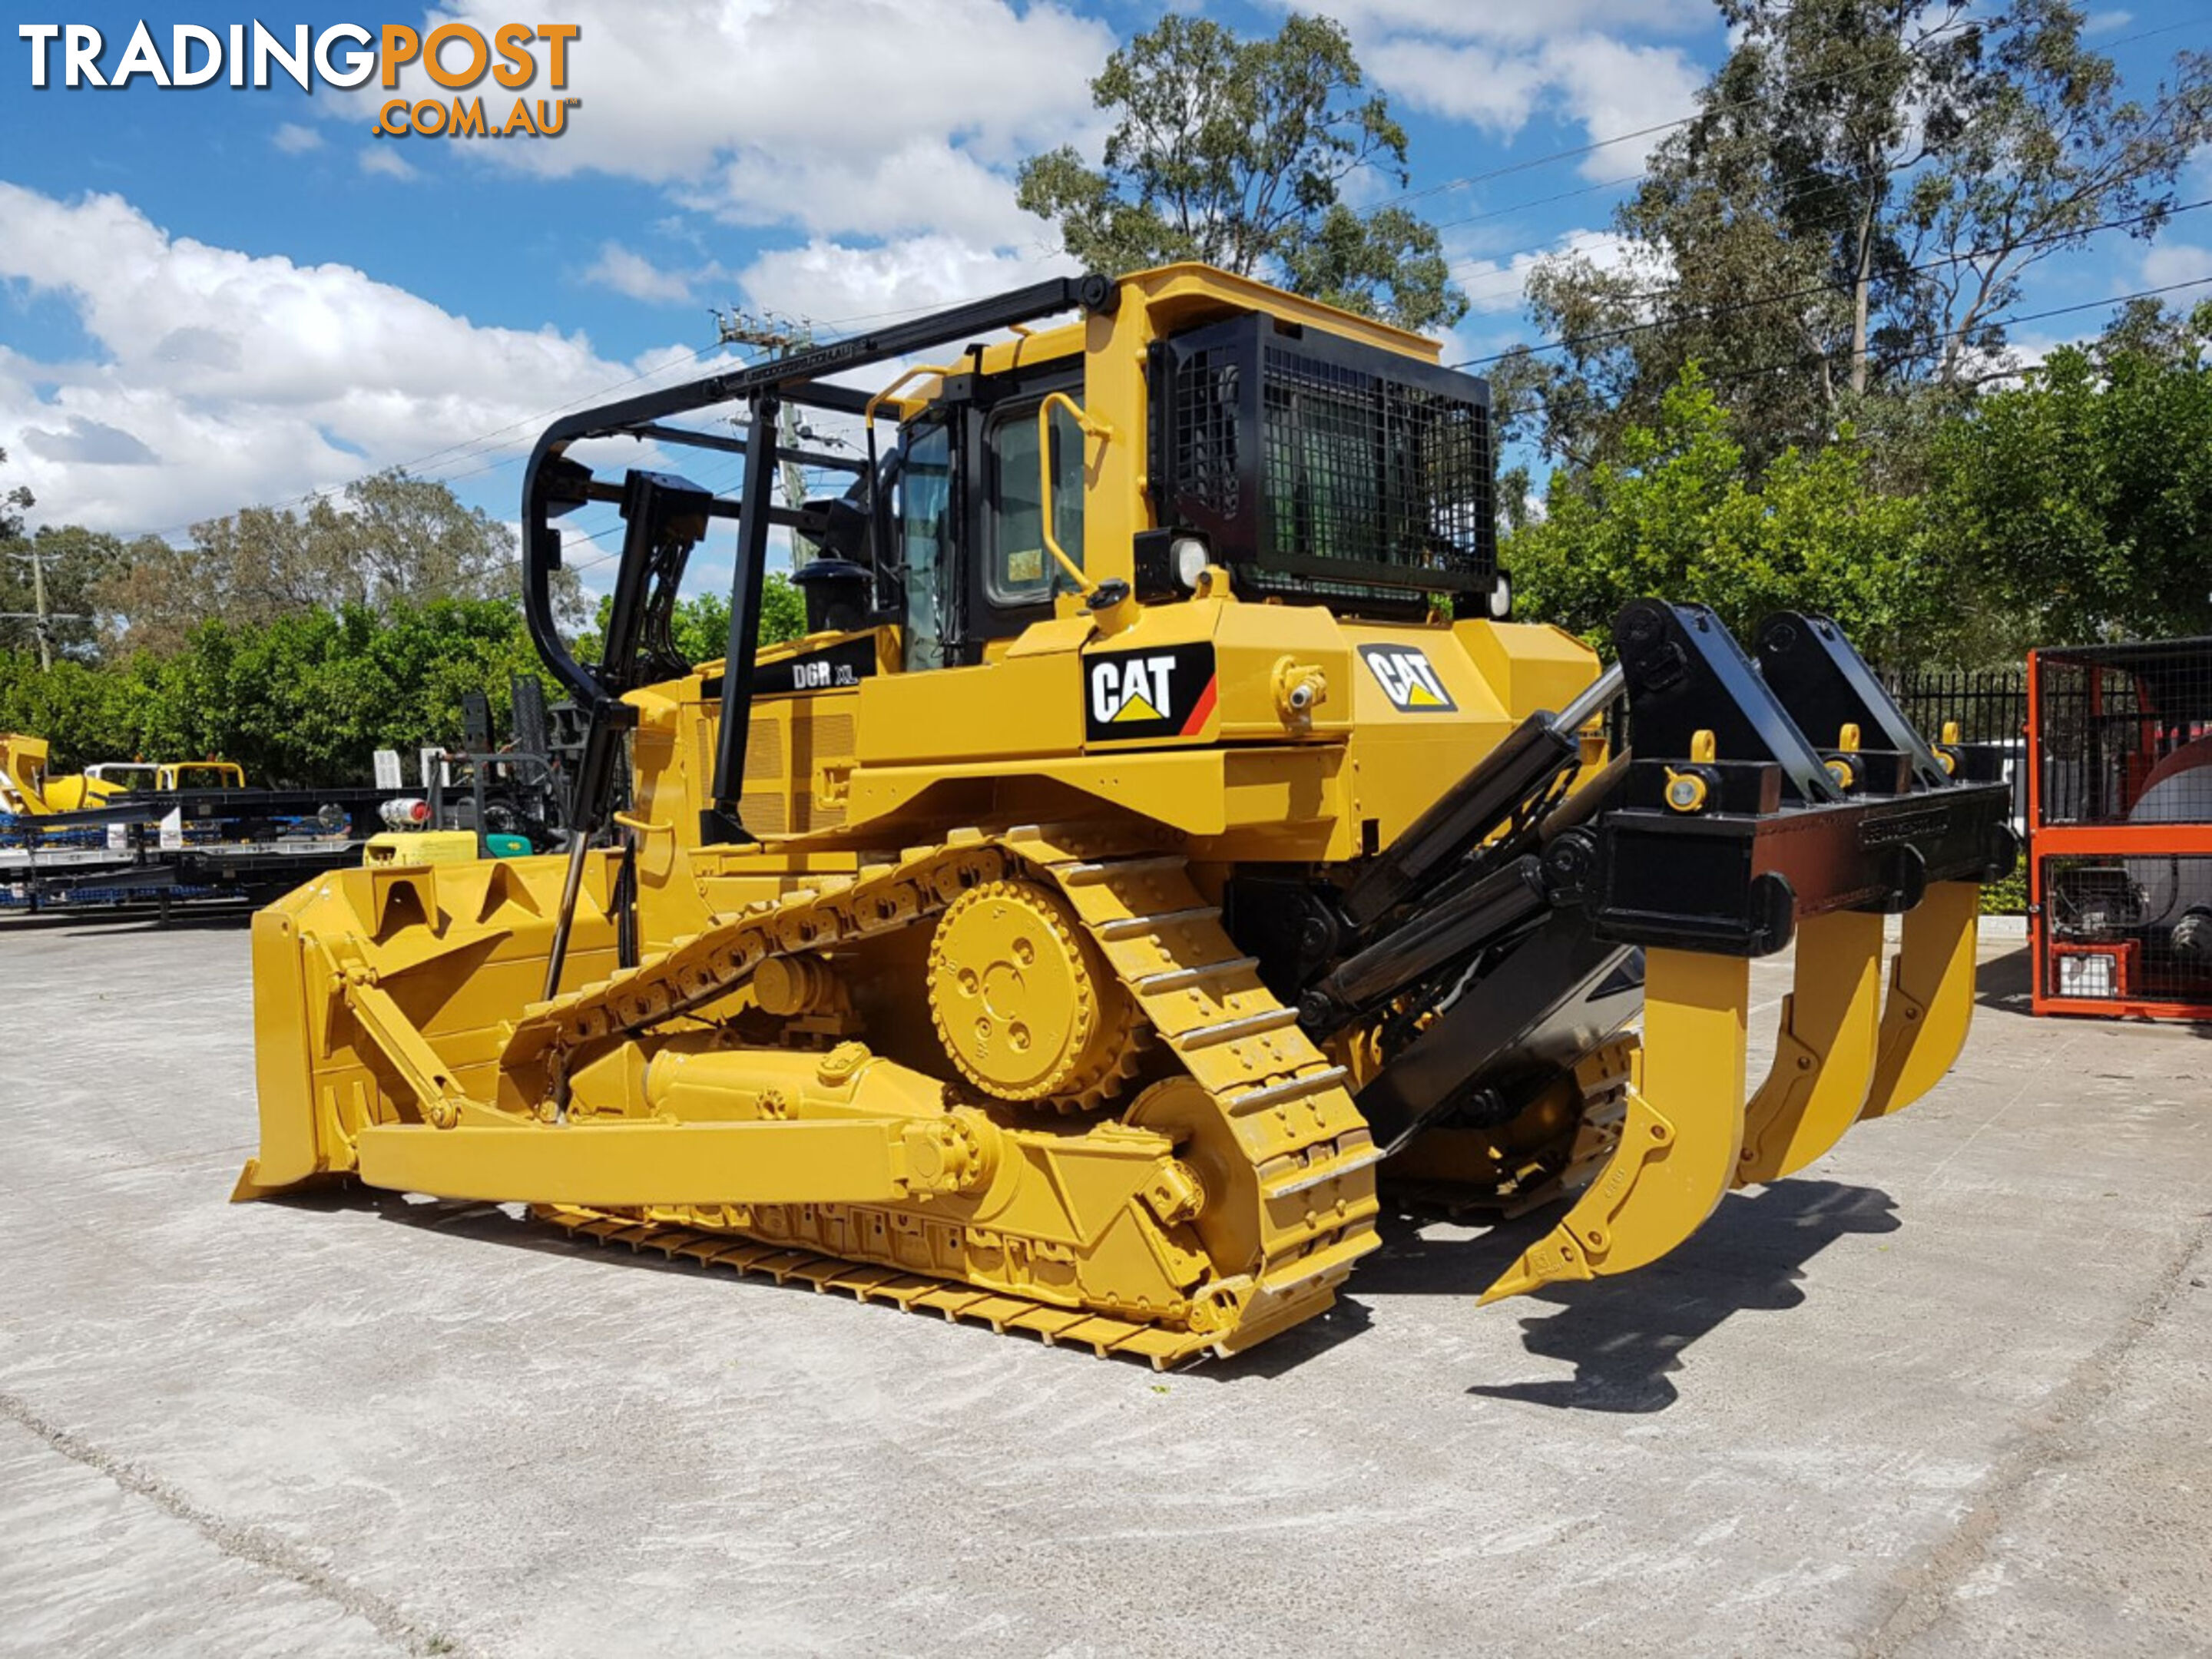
[237, 266, 2013, 1365]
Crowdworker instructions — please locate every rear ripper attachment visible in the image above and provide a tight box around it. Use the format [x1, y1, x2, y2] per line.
[1415, 602, 2013, 1302]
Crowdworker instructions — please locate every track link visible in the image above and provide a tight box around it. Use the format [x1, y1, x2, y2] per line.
[507, 824, 1383, 1364]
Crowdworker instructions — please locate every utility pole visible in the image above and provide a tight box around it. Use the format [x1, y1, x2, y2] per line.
[28, 541, 50, 671]
[3, 548, 87, 671]
[710, 309, 819, 561]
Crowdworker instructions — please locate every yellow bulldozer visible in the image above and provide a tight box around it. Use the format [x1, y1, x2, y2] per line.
[2, 733, 247, 815]
[237, 266, 2013, 1364]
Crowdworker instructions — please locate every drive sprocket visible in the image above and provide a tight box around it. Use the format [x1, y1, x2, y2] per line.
[926, 878, 1140, 1111]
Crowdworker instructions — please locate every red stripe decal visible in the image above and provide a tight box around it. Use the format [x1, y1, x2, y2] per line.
[1180, 674, 1218, 737]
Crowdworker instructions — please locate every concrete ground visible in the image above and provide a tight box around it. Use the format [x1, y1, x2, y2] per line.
[1, 915, 2206, 1659]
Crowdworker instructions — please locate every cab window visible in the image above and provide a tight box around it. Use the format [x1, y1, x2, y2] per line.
[897, 421, 952, 671]
[987, 402, 1084, 607]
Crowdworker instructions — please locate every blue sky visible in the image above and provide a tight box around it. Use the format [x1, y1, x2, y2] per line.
[2, 1, 2207, 601]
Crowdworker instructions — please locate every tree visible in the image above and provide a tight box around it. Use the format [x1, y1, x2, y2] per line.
[0, 598, 556, 783]
[0, 525, 155, 663]
[1501, 1, 2212, 469]
[1926, 302, 2212, 648]
[1504, 366, 1932, 663]
[575, 581, 807, 670]
[0, 445, 29, 540]
[1015, 14, 1466, 331]
[95, 469, 586, 654]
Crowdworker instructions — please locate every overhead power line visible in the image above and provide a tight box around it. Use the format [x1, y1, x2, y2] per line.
[1449, 197, 2212, 371]
[1500, 275, 2212, 432]
[1379, 18, 2200, 214]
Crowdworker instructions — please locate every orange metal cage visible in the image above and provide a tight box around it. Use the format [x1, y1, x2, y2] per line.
[2028, 640, 2212, 1021]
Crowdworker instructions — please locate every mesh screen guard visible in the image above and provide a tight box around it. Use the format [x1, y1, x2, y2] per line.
[2034, 640, 2212, 828]
[1150, 315, 1495, 611]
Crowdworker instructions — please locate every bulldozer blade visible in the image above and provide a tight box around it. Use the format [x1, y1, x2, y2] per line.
[1863, 879, 1982, 1121]
[1481, 949, 1750, 1303]
[1733, 908, 1884, 1187]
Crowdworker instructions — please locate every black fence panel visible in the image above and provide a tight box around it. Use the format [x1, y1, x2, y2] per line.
[1885, 667, 2029, 747]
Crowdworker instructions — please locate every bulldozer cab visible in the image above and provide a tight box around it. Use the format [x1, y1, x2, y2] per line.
[886, 354, 1089, 671]
[869, 277, 1505, 679]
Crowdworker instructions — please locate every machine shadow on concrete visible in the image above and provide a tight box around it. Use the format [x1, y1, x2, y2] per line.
[1355, 1179, 1901, 1413]
[271, 1174, 1897, 1399]
[1976, 943, 2034, 1015]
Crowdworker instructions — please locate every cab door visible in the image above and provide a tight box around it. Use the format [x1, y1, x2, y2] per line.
[964, 369, 1088, 657]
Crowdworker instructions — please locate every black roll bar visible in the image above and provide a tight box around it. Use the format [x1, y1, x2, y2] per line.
[521, 271, 1116, 998]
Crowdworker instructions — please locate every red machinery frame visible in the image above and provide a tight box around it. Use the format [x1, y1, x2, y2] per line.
[2028, 642, 2212, 1021]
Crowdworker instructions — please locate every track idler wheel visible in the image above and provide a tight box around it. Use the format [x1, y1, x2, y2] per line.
[926, 879, 1141, 1111]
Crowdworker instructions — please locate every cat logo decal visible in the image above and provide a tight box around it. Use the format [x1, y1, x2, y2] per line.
[1084, 644, 1219, 742]
[1359, 644, 1458, 713]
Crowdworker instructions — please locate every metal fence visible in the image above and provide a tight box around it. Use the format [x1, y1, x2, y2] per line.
[1885, 667, 2029, 746]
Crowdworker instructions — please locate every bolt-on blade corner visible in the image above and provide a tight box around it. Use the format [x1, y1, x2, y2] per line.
[1480, 949, 1750, 1304]
[1734, 908, 1884, 1187]
[1863, 880, 1982, 1120]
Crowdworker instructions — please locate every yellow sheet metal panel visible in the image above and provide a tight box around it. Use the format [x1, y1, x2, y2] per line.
[1864, 881, 1982, 1119]
[854, 654, 1084, 766]
[1453, 619, 1603, 722]
[234, 903, 324, 1197]
[1736, 908, 1884, 1185]
[1482, 949, 1752, 1303]
[363, 830, 478, 868]
[355, 1118, 920, 1206]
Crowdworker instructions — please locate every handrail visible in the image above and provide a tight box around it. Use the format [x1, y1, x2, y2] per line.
[863, 363, 959, 435]
[1035, 391, 1109, 598]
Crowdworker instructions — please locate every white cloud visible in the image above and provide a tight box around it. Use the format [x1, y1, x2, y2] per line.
[1361, 38, 1548, 135]
[1298, 0, 1710, 48]
[359, 147, 416, 181]
[2141, 240, 2212, 290]
[349, 0, 1114, 243]
[583, 243, 712, 306]
[1542, 35, 1705, 178]
[1370, 28, 1706, 181]
[18, 415, 160, 466]
[1449, 227, 1654, 314]
[737, 235, 1078, 330]
[2084, 10, 2133, 34]
[0, 182, 714, 535]
[271, 122, 323, 155]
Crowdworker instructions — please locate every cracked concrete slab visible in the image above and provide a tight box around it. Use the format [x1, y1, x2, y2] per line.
[1, 916, 2206, 1657]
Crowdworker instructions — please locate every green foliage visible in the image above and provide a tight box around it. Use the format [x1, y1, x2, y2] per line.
[0, 445, 31, 540]
[1980, 867, 2029, 916]
[94, 469, 586, 655]
[1504, 367, 1932, 659]
[575, 577, 807, 670]
[0, 523, 152, 662]
[0, 598, 550, 784]
[1502, 0, 2212, 470]
[1925, 312, 2212, 647]
[1015, 13, 1466, 331]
